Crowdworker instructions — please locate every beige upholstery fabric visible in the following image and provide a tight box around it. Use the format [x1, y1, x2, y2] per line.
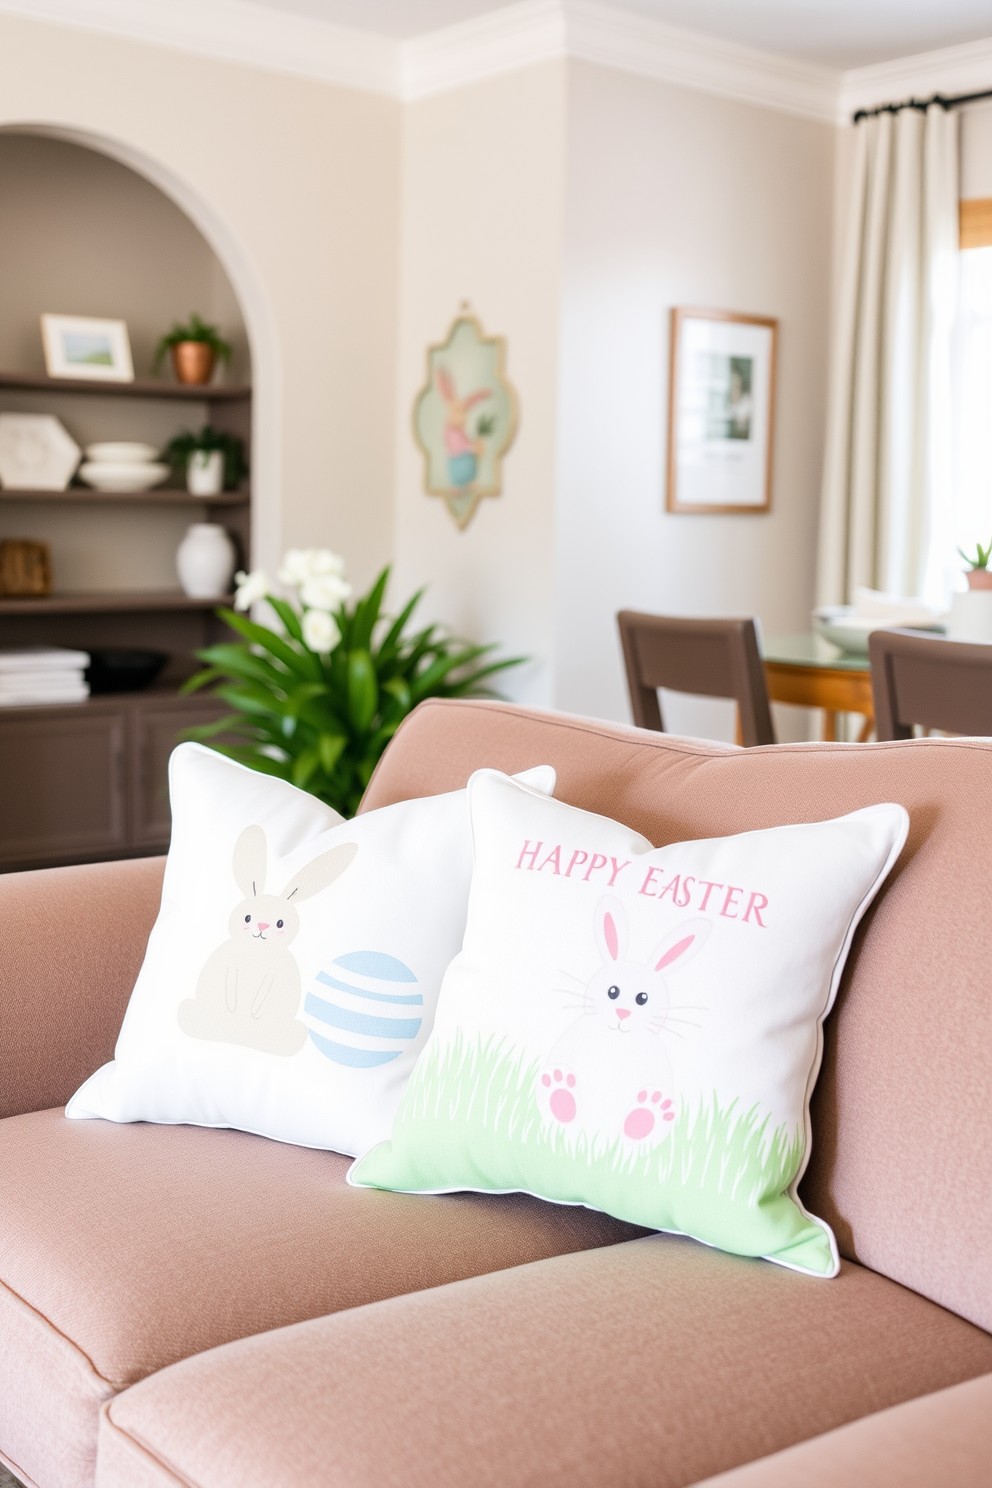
[695, 1372, 992, 1487]
[97, 1235, 992, 1488]
[364, 701, 992, 1331]
[0, 856, 165, 1120]
[0, 1107, 642, 1488]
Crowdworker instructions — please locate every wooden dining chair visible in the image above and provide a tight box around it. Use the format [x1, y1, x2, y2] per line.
[869, 628, 992, 740]
[617, 611, 775, 747]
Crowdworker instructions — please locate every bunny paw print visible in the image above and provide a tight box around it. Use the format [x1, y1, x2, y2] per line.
[623, 1089, 675, 1141]
[540, 1067, 578, 1124]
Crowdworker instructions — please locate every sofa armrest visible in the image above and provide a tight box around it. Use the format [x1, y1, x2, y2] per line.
[693, 1371, 992, 1487]
[0, 856, 165, 1119]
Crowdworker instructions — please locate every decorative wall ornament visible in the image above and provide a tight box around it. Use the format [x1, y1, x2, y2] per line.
[412, 310, 518, 530]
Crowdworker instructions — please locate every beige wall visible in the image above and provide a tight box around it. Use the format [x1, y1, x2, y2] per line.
[391, 62, 567, 706]
[555, 61, 835, 737]
[0, 13, 400, 592]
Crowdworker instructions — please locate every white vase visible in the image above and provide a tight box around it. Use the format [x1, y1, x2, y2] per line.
[947, 589, 992, 643]
[187, 449, 224, 496]
[176, 523, 236, 598]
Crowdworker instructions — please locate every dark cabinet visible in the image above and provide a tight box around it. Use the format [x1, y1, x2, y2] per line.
[0, 692, 226, 872]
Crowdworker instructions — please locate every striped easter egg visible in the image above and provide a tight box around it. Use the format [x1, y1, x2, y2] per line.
[304, 951, 423, 1068]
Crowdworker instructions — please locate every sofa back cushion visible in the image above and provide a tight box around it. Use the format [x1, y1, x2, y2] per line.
[361, 699, 992, 1331]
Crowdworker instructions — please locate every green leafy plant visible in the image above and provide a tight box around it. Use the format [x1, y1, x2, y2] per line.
[182, 549, 525, 817]
[154, 313, 232, 368]
[958, 538, 992, 571]
[162, 425, 247, 489]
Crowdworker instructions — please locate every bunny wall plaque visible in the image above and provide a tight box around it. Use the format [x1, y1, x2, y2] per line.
[178, 824, 357, 1056]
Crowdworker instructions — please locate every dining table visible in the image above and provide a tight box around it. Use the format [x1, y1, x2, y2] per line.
[761, 632, 874, 742]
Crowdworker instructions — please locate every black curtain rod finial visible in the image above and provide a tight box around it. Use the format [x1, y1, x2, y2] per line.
[853, 86, 992, 125]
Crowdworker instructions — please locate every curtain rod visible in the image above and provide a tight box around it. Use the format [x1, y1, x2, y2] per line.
[853, 86, 992, 124]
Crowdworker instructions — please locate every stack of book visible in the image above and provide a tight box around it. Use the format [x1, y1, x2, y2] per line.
[0, 647, 90, 706]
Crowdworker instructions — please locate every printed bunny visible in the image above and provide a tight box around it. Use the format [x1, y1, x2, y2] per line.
[436, 365, 492, 490]
[178, 825, 357, 1056]
[537, 895, 710, 1147]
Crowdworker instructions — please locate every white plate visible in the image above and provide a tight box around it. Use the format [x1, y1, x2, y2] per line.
[78, 461, 170, 492]
[85, 441, 161, 464]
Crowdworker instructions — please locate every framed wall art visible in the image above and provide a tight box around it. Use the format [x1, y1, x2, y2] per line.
[41, 314, 134, 383]
[666, 307, 777, 514]
[413, 310, 518, 530]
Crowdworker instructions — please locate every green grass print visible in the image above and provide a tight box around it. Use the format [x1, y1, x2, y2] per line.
[355, 1032, 836, 1276]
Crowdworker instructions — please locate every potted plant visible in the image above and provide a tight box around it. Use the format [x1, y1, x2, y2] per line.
[162, 426, 247, 495]
[182, 549, 524, 816]
[958, 539, 992, 590]
[154, 313, 232, 386]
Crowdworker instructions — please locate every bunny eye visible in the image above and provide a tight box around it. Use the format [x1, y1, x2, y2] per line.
[607, 985, 620, 1000]
[276, 919, 284, 929]
[636, 992, 649, 1006]
[244, 914, 251, 923]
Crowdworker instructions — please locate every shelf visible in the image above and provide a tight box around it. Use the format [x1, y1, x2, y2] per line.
[0, 591, 234, 615]
[0, 371, 251, 401]
[0, 486, 249, 505]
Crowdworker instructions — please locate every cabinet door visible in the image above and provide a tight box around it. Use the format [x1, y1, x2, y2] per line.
[131, 701, 227, 850]
[0, 708, 127, 869]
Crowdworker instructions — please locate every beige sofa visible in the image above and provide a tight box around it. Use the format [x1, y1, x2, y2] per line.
[2, 698, 991, 1488]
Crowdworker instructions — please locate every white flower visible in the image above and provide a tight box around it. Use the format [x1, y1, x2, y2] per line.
[278, 547, 347, 587]
[300, 572, 352, 611]
[233, 568, 270, 611]
[302, 606, 341, 654]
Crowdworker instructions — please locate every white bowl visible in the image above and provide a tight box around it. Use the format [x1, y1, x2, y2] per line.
[813, 606, 943, 655]
[79, 461, 170, 492]
[84, 442, 161, 464]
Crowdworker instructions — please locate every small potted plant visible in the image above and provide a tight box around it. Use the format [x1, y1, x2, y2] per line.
[154, 314, 232, 386]
[163, 426, 247, 496]
[958, 539, 992, 590]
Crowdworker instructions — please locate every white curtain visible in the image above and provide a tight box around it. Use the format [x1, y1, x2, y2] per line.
[817, 104, 959, 606]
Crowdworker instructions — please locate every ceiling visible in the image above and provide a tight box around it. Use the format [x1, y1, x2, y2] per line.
[255, 0, 992, 69]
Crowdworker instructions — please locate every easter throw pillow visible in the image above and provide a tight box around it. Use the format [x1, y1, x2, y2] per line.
[350, 770, 908, 1276]
[67, 745, 555, 1156]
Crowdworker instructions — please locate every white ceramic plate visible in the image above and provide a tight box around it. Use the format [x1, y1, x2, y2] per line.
[78, 461, 170, 492]
[85, 442, 161, 464]
[813, 606, 944, 654]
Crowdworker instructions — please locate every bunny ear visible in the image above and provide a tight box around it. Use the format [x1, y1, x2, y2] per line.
[233, 825, 267, 899]
[650, 917, 711, 974]
[436, 366, 455, 401]
[281, 842, 357, 904]
[463, 388, 492, 411]
[594, 895, 628, 965]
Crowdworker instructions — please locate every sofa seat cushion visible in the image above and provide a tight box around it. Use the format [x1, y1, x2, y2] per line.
[96, 1235, 992, 1488]
[0, 1108, 642, 1488]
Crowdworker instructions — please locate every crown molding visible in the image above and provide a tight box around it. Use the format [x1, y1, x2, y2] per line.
[403, 0, 565, 98]
[0, 0, 401, 94]
[840, 34, 992, 120]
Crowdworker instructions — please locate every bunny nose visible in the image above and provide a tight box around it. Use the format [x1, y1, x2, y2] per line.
[616, 1008, 631, 1021]
[256, 922, 270, 932]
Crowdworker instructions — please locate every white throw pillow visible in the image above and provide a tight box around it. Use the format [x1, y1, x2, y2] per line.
[350, 770, 908, 1276]
[67, 745, 555, 1155]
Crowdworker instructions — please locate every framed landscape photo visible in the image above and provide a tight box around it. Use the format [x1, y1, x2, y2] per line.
[41, 314, 134, 382]
[666, 307, 777, 514]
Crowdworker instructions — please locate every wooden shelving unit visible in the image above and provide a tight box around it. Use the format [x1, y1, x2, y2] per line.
[0, 591, 235, 615]
[0, 487, 249, 505]
[0, 371, 251, 400]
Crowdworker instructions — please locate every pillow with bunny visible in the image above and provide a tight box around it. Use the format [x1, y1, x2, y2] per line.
[350, 770, 908, 1277]
[67, 745, 555, 1156]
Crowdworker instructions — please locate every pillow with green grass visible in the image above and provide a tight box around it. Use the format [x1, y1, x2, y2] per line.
[350, 770, 908, 1277]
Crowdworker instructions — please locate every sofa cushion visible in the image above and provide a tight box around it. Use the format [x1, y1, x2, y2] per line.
[95, 1235, 992, 1488]
[361, 701, 992, 1332]
[693, 1372, 992, 1487]
[0, 1108, 642, 1488]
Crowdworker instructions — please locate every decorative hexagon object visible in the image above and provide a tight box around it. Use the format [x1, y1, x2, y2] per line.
[0, 413, 81, 490]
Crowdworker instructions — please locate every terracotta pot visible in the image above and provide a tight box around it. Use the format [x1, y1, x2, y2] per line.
[966, 568, 992, 591]
[171, 341, 216, 386]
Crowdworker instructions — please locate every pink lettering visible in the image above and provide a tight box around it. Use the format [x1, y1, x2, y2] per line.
[608, 858, 631, 887]
[657, 873, 680, 903]
[564, 849, 589, 878]
[743, 891, 769, 927]
[639, 866, 663, 897]
[516, 840, 543, 870]
[720, 885, 743, 919]
[538, 846, 562, 874]
[676, 875, 695, 909]
[698, 879, 724, 911]
[583, 853, 608, 882]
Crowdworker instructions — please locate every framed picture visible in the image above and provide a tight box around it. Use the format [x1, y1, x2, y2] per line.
[412, 311, 518, 530]
[666, 307, 777, 514]
[41, 314, 134, 383]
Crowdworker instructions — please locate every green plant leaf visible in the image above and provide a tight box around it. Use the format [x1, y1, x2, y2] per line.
[266, 596, 305, 643]
[318, 733, 348, 774]
[218, 610, 321, 680]
[347, 648, 379, 733]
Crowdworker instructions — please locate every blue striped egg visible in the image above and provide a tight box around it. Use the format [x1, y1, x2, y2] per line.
[305, 951, 422, 1069]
